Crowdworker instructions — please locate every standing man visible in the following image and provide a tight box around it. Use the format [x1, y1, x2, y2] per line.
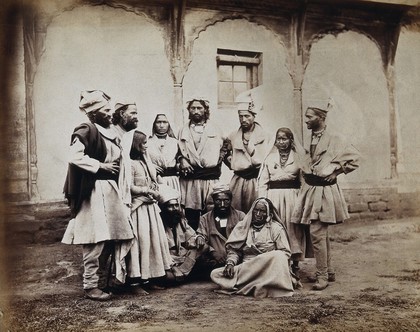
[178, 97, 226, 230]
[291, 99, 360, 291]
[196, 183, 245, 274]
[110, 101, 139, 207]
[62, 90, 134, 301]
[225, 88, 271, 213]
[110, 101, 139, 140]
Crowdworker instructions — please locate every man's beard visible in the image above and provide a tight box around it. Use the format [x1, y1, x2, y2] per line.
[122, 119, 138, 131]
[161, 209, 183, 228]
[188, 112, 207, 124]
[95, 114, 111, 128]
[214, 207, 229, 219]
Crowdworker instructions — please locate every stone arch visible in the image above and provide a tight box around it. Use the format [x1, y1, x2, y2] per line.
[33, 4, 173, 200]
[303, 30, 390, 183]
[183, 17, 294, 138]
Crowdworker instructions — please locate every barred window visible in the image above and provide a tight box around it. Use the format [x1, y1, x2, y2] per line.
[217, 49, 262, 107]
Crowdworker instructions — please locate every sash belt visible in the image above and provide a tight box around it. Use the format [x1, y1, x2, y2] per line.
[303, 174, 336, 186]
[268, 179, 301, 189]
[233, 167, 260, 180]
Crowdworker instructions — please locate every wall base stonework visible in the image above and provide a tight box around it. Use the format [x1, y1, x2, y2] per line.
[5, 186, 420, 245]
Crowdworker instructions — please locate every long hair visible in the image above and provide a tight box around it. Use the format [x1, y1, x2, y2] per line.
[130, 130, 147, 161]
[151, 114, 176, 138]
[112, 104, 129, 125]
[187, 99, 210, 122]
[276, 127, 295, 151]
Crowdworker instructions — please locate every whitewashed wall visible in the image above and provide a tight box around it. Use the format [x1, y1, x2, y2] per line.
[34, 5, 173, 200]
[395, 28, 420, 177]
[303, 31, 390, 184]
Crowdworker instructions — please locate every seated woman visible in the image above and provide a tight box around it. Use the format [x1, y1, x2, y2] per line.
[210, 197, 297, 298]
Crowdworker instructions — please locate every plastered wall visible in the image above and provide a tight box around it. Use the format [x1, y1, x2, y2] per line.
[395, 28, 420, 177]
[183, 17, 294, 140]
[33, 5, 173, 200]
[303, 31, 390, 184]
[12, 3, 420, 201]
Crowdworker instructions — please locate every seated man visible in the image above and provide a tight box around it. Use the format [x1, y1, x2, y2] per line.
[211, 198, 299, 298]
[195, 183, 245, 274]
[158, 187, 203, 284]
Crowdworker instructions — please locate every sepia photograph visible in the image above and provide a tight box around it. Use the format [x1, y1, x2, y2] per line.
[0, 0, 419, 331]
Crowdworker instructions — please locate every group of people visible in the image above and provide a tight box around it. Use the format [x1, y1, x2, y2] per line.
[62, 88, 360, 301]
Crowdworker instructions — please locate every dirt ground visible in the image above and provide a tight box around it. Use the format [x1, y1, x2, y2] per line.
[0, 217, 419, 332]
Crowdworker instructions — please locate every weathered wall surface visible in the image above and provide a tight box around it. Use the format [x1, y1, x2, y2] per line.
[7, 16, 28, 201]
[5, 1, 420, 216]
[395, 28, 420, 179]
[303, 31, 390, 184]
[33, 4, 173, 200]
[183, 14, 294, 138]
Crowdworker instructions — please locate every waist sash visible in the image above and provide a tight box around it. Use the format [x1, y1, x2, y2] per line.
[159, 167, 179, 177]
[96, 169, 118, 182]
[303, 173, 336, 186]
[268, 178, 300, 189]
[234, 167, 260, 180]
[181, 165, 221, 180]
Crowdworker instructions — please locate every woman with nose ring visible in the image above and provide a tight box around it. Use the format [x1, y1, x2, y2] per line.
[258, 128, 311, 276]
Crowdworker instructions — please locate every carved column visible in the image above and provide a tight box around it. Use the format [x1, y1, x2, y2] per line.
[23, 8, 46, 200]
[289, 5, 308, 143]
[383, 23, 401, 179]
[170, 0, 187, 130]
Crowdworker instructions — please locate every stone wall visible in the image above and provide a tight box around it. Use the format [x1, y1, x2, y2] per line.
[5, 186, 420, 245]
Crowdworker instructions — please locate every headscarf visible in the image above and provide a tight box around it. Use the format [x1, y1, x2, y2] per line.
[225, 197, 286, 252]
[151, 114, 176, 138]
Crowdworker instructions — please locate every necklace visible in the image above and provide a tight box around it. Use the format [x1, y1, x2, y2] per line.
[279, 150, 290, 168]
[191, 122, 205, 134]
[251, 223, 264, 231]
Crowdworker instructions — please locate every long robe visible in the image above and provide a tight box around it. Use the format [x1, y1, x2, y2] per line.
[211, 199, 294, 298]
[291, 130, 360, 224]
[197, 207, 245, 258]
[164, 217, 200, 279]
[258, 149, 310, 260]
[62, 124, 133, 244]
[148, 134, 180, 193]
[178, 122, 224, 210]
[227, 123, 271, 213]
[127, 159, 173, 280]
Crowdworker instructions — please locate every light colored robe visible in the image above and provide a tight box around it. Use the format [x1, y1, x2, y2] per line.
[62, 124, 133, 244]
[258, 149, 308, 259]
[210, 221, 293, 298]
[148, 134, 180, 193]
[228, 123, 271, 213]
[127, 159, 173, 280]
[291, 130, 360, 224]
[178, 122, 224, 210]
[164, 217, 200, 278]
